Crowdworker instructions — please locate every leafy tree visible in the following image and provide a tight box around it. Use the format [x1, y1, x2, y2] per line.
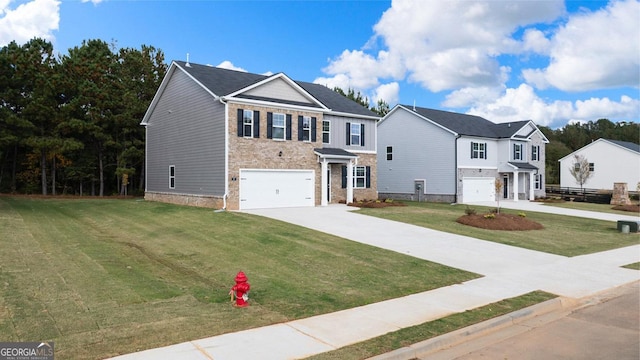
[569, 154, 593, 192]
[371, 99, 390, 117]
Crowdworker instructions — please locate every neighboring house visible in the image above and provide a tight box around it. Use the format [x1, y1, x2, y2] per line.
[141, 61, 379, 210]
[558, 138, 640, 190]
[377, 105, 549, 203]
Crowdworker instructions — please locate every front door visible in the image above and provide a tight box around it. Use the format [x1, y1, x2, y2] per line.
[503, 176, 509, 199]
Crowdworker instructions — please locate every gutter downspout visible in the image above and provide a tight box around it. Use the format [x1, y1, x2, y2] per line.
[454, 134, 460, 204]
[219, 96, 229, 211]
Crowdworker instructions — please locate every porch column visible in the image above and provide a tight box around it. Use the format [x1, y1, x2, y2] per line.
[346, 160, 354, 204]
[529, 172, 535, 200]
[321, 159, 328, 206]
[513, 171, 519, 202]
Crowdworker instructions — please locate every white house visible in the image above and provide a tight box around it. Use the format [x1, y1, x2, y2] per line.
[559, 138, 640, 190]
[377, 105, 548, 203]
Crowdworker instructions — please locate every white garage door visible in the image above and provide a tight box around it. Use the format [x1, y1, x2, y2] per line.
[240, 169, 315, 210]
[462, 177, 495, 203]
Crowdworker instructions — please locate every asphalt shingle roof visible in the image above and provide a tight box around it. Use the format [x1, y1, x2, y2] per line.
[606, 139, 640, 153]
[175, 61, 377, 118]
[404, 105, 530, 138]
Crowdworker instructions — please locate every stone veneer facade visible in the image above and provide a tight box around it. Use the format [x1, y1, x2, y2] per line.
[226, 102, 377, 210]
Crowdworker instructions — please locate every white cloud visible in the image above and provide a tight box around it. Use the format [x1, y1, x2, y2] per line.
[81, 0, 103, 4]
[0, 0, 60, 46]
[318, 0, 564, 95]
[466, 84, 639, 126]
[373, 82, 399, 105]
[523, 0, 640, 91]
[216, 60, 246, 72]
[522, 28, 551, 55]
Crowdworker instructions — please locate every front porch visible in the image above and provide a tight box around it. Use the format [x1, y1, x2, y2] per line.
[500, 162, 540, 201]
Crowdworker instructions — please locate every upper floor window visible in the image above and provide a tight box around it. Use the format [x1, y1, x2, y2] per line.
[471, 142, 487, 159]
[322, 120, 330, 144]
[589, 163, 595, 171]
[243, 110, 253, 138]
[386, 146, 393, 161]
[169, 165, 175, 189]
[513, 143, 523, 161]
[346, 122, 365, 146]
[301, 116, 311, 141]
[531, 145, 540, 161]
[272, 113, 285, 140]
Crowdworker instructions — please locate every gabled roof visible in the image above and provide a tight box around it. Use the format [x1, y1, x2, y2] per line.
[173, 61, 378, 118]
[558, 138, 640, 162]
[390, 105, 540, 140]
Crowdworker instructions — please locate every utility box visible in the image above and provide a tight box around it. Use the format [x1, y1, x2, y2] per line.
[617, 220, 640, 233]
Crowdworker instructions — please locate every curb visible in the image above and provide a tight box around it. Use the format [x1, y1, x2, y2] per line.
[367, 297, 573, 360]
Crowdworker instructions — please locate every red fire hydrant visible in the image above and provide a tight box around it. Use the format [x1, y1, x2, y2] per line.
[229, 271, 250, 307]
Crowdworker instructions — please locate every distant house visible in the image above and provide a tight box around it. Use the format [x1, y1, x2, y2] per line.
[377, 105, 548, 203]
[141, 61, 379, 210]
[558, 138, 640, 190]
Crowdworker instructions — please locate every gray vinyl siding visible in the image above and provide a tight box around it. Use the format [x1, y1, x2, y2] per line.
[145, 68, 225, 195]
[377, 108, 456, 195]
[324, 114, 377, 152]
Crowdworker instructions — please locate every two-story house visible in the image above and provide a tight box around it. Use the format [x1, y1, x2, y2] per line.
[141, 61, 379, 210]
[377, 105, 548, 203]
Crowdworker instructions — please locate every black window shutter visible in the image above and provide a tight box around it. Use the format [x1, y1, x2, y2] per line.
[470, 142, 474, 158]
[237, 109, 244, 137]
[311, 117, 317, 142]
[346, 122, 351, 145]
[360, 124, 365, 146]
[341, 166, 347, 188]
[484, 143, 487, 160]
[286, 114, 292, 140]
[267, 112, 273, 139]
[253, 111, 260, 138]
[298, 116, 303, 141]
[365, 166, 371, 188]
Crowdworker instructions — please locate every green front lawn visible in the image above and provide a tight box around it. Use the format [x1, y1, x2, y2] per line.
[541, 200, 640, 215]
[0, 197, 477, 359]
[356, 202, 639, 256]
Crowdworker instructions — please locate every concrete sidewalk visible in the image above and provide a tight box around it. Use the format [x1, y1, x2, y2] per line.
[109, 204, 639, 360]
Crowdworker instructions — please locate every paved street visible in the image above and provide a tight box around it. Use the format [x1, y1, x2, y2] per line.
[424, 281, 639, 360]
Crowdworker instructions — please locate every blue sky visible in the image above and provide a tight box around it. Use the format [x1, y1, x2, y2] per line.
[1, 0, 638, 128]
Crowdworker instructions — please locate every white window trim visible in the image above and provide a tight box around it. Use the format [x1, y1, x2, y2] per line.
[243, 110, 253, 138]
[386, 146, 393, 161]
[302, 116, 311, 142]
[350, 123, 361, 146]
[353, 166, 366, 189]
[513, 143, 523, 161]
[272, 113, 286, 141]
[471, 142, 486, 159]
[169, 165, 175, 189]
[531, 145, 539, 161]
[535, 173, 542, 190]
[322, 120, 330, 144]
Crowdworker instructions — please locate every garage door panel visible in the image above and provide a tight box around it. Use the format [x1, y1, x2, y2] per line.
[462, 177, 495, 203]
[240, 169, 314, 210]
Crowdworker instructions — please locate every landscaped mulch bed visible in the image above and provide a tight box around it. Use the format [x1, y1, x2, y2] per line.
[612, 204, 640, 213]
[457, 213, 544, 231]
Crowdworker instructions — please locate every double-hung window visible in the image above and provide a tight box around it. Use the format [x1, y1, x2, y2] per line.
[242, 110, 253, 138]
[531, 145, 540, 161]
[272, 113, 285, 140]
[471, 142, 486, 159]
[169, 165, 175, 189]
[322, 120, 330, 144]
[513, 143, 523, 161]
[534, 173, 542, 190]
[350, 123, 361, 146]
[589, 163, 595, 171]
[354, 166, 366, 188]
[386, 146, 393, 161]
[301, 116, 311, 141]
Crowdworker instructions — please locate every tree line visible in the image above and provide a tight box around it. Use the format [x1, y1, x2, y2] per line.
[0, 38, 166, 196]
[0, 38, 637, 195]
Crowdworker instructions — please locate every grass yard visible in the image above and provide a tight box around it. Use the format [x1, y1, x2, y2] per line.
[0, 197, 478, 359]
[308, 290, 556, 360]
[540, 201, 640, 215]
[357, 202, 639, 257]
